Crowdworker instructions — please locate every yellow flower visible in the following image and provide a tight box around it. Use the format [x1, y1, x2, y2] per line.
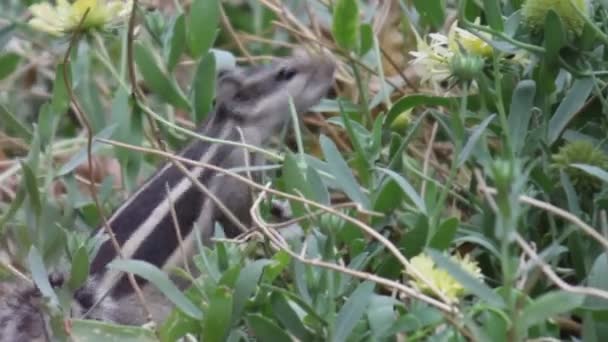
[447, 20, 493, 58]
[28, 0, 132, 37]
[408, 252, 483, 302]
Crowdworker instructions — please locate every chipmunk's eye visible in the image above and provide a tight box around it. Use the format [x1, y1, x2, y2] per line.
[275, 67, 297, 82]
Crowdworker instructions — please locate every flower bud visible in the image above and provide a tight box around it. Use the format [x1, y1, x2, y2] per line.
[522, 0, 589, 36]
[449, 53, 484, 83]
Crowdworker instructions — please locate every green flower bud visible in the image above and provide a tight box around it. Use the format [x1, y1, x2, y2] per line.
[449, 53, 484, 83]
[551, 140, 608, 192]
[390, 110, 412, 132]
[521, 0, 589, 36]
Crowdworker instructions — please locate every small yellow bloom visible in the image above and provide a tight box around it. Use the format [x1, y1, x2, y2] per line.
[408, 252, 483, 302]
[28, 0, 131, 36]
[447, 20, 493, 58]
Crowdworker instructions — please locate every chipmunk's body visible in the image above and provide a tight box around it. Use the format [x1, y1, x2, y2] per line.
[0, 54, 335, 341]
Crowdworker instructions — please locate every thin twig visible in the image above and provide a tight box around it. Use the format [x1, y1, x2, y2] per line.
[237, 33, 298, 49]
[380, 47, 418, 91]
[515, 234, 608, 301]
[304, 114, 352, 153]
[265, 202, 382, 229]
[219, 4, 253, 63]
[166, 184, 191, 275]
[250, 183, 457, 314]
[479, 186, 608, 250]
[63, 5, 153, 323]
[0, 261, 33, 284]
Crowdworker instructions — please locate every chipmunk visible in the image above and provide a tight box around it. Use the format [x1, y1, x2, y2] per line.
[0, 53, 335, 341]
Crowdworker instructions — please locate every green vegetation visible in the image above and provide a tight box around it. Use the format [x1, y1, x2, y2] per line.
[1, 0, 608, 340]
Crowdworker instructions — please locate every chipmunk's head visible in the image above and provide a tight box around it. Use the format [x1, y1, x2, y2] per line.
[215, 53, 335, 132]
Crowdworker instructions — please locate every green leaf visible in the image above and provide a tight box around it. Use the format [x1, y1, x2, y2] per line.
[0, 52, 20, 80]
[0, 187, 25, 232]
[0, 104, 33, 140]
[320, 135, 370, 208]
[307, 165, 330, 205]
[481, 0, 503, 31]
[202, 286, 233, 342]
[584, 254, 608, 309]
[429, 217, 459, 251]
[543, 10, 564, 67]
[107, 260, 203, 319]
[263, 285, 327, 327]
[367, 295, 399, 338]
[70, 319, 158, 341]
[293, 261, 312, 304]
[192, 52, 216, 123]
[508, 80, 536, 155]
[387, 94, 456, 124]
[37, 103, 59, 148]
[159, 308, 200, 342]
[427, 249, 505, 307]
[359, 23, 374, 56]
[376, 168, 426, 214]
[338, 101, 372, 182]
[412, 0, 445, 29]
[188, 0, 220, 58]
[520, 291, 584, 331]
[247, 314, 292, 342]
[68, 246, 90, 291]
[270, 293, 314, 341]
[333, 281, 375, 342]
[20, 161, 41, 218]
[401, 214, 429, 258]
[547, 77, 594, 144]
[58, 124, 117, 176]
[332, 0, 359, 51]
[134, 42, 190, 110]
[263, 250, 291, 283]
[313, 98, 359, 113]
[457, 114, 495, 167]
[26, 125, 41, 169]
[167, 14, 186, 71]
[110, 89, 140, 191]
[373, 179, 403, 214]
[232, 259, 272, 323]
[72, 46, 105, 132]
[571, 164, 608, 184]
[28, 246, 59, 305]
[51, 63, 71, 113]
[559, 170, 581, 215]
[282, 153, 312, 219]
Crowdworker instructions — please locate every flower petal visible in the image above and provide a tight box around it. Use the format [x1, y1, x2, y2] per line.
[28, 18, 63, 36]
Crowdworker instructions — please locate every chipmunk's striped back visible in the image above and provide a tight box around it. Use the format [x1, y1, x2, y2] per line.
[89, 110, 249, 300]
[0, 54, 335, 340]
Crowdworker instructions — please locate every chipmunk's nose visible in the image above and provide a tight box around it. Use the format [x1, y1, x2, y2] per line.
[314, 53, 336, 78]
[289, 49, 336, 76]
